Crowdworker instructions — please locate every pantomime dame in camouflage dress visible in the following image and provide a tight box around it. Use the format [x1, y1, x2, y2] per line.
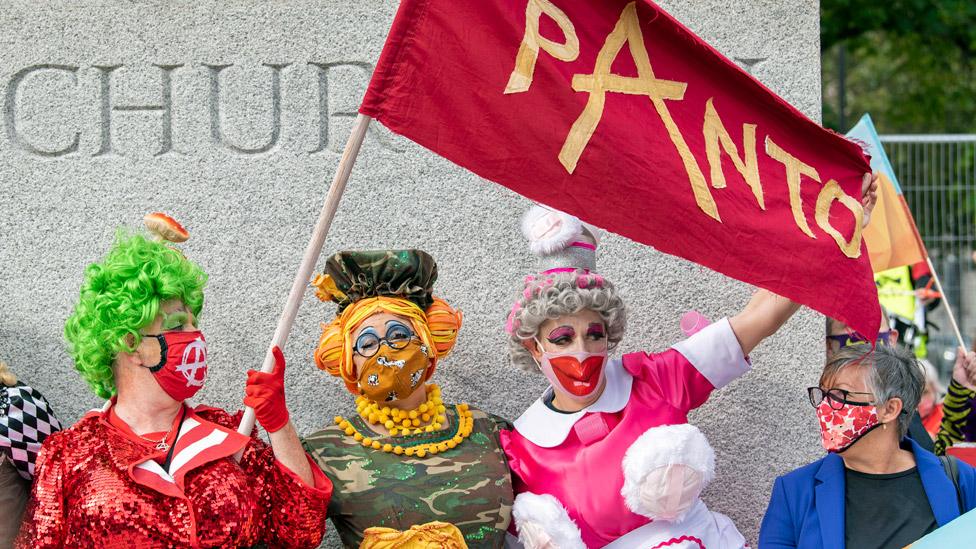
[302, 250, 514, 548]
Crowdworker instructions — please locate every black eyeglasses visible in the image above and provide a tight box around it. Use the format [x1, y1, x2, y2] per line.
[807, 386, 876, 410]
[825, 330, 894, 347]
[354, 324, 418, 358]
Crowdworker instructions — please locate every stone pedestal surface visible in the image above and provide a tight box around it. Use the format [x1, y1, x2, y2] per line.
[0, 1, 822, 545]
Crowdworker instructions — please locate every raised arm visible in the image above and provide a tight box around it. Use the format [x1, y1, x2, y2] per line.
[244, 346, 314, 485]
[935, 348, 976, 455]
[728, 290, 801, 357]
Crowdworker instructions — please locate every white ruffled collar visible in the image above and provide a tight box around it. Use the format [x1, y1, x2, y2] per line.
[513, 357, 633, 448]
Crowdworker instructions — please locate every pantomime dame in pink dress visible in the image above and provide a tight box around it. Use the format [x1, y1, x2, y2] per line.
[500, 206, 800, 548]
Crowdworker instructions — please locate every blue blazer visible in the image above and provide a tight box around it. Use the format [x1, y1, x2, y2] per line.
[758, 438, 976, 549]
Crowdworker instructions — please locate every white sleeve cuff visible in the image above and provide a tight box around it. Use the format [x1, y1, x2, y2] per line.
[671, 317, 750, 389]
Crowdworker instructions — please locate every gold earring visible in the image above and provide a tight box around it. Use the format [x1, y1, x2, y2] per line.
[883, 423, 887, 430]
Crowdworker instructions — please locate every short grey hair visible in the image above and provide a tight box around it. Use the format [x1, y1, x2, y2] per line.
[508, 272, 627, 372]
[820, 343, 923, 438]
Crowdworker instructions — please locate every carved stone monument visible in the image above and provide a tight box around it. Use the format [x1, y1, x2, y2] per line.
[0, 1, 823, 544]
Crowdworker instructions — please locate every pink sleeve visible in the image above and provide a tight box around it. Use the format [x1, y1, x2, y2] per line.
[623, 317, 750, 413]
[499, 429, 523, 482]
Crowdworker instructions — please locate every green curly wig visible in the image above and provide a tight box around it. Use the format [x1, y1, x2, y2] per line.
[64, 231, 207, 398]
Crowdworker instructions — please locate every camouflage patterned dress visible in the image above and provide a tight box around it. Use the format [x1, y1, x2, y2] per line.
[302, 405, 514, 548]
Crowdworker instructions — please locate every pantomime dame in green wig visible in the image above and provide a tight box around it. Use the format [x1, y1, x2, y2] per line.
[65, 230, 206, 399]
[17, 214, 333, 549]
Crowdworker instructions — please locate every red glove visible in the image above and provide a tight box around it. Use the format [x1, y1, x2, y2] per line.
[244, 346, 290, 433]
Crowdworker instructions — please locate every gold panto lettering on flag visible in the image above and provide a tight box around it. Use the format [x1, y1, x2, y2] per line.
[703, 98, 764, 210]
[505, 0, 580, 94]
[559, 2, 719, 221]
[816, 180, 864, 258]
[765, 136, 821, 238]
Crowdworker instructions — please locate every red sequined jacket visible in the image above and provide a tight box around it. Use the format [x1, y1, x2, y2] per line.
[16, 404, 332, 548]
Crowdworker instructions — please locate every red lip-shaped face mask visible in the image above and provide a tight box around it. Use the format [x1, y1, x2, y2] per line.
[539, 351, 607, 401]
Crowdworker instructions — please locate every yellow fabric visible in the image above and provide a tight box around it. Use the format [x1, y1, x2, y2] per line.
[815, 179, 864, 259]
[766, 136, 822, 238]
[863, 173, 925, 272]
[704, 98, 764, 210]
[311, 273, 347, 303]
[505, 0, 579, 94]
[555, 2, 711, 226]
[360, 521, 468, 548]
[876, 265, 916, 321]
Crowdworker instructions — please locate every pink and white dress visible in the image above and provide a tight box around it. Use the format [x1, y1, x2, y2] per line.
[500, 318, 749, 548]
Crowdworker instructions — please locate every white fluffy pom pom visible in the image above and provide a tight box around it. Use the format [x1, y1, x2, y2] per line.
[512, 492, 586, 549]
[521, 205, 584, 256]
[621, 423, 715, 519]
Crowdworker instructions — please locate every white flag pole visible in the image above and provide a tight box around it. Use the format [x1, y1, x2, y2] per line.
[925, 256, 966, 349]
[236, 114, 373, 442]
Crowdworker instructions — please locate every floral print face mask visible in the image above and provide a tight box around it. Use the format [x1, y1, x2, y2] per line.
[816, 398, 881, 453]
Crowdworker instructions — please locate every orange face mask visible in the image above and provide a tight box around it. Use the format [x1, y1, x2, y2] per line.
[357, 340, 430, 402]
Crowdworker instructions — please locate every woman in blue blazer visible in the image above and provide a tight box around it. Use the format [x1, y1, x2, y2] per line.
[759, 344, 976, 549]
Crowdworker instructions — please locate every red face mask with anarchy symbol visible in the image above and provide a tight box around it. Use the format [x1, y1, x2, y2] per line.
[144, 331, 209, 402]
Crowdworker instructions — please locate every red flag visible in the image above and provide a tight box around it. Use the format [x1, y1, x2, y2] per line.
[360, 0, 880, 339]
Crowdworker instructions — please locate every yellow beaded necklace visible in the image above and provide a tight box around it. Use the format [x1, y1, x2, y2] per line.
[333, 384, 475, 457]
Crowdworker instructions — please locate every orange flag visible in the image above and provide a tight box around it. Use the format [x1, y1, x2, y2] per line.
[847, 114, 926, 272]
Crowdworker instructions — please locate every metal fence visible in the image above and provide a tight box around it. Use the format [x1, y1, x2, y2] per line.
[879, 135, 976, 375]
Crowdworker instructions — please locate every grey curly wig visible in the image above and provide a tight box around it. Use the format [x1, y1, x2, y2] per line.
[508, 271, 627, 372]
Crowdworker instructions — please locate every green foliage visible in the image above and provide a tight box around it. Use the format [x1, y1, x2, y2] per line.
[822, 0, 976, 54]
[821, 0, 976, 133]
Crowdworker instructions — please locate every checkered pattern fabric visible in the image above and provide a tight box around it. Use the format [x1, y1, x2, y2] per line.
[0, 382, 61, 480]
